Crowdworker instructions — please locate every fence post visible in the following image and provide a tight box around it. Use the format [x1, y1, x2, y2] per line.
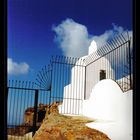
[32, 89, 39, 136]
[84, 66, 86, 99]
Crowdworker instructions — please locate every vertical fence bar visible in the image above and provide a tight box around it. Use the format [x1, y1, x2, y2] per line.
[32, 89, 39, 136]
[84, 66, 86, 99]
[128, 40, 132, 89]
[49, 64, 52, 113]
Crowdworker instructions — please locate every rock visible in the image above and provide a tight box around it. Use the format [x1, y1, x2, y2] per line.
[24, 102, 62, 125]
[33, 104, 111, 140]
[24, 103, 47, 125]
[7, 102, 62, 136]
[7, 125, 33, 136]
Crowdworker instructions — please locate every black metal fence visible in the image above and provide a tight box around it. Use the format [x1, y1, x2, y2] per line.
[7, 32, 133, 139]
[7, 80, 50, 139]
[84, 33, 133, 99]
[35, 56, 85, 115]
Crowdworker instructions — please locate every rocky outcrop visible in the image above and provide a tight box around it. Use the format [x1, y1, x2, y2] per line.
[33, 103, 111, 140]
[24, 103, 48, 125]
[7, 102, 62, 136]
[8, 101, 111, 139]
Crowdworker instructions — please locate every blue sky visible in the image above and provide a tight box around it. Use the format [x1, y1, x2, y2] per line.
[8, 0, 132, 81]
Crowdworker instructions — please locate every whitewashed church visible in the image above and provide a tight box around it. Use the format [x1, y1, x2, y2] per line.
[58, 40, 133, 140]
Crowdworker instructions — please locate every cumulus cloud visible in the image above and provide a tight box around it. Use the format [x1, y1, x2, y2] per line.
[8, 58, 30, 76]
[52, 18, 132, 58]
[52, 18, 91, 58]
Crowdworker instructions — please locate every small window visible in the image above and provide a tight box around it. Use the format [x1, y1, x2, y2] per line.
[100, 70, 106, 80]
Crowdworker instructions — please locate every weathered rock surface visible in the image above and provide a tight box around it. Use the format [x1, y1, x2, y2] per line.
[7, 125, 33, 136]
[33, 102, 111, 140]
[8, 101, 111, 139]
[7, 102, 61, 136]
[24, 103, 49, 125]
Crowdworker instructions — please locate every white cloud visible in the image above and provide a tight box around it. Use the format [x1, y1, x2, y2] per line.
[90, 23, 132, 49]
[8, 58, 30, 76]
[52, 18, 91, 58]
[52, 18, 132, 58]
